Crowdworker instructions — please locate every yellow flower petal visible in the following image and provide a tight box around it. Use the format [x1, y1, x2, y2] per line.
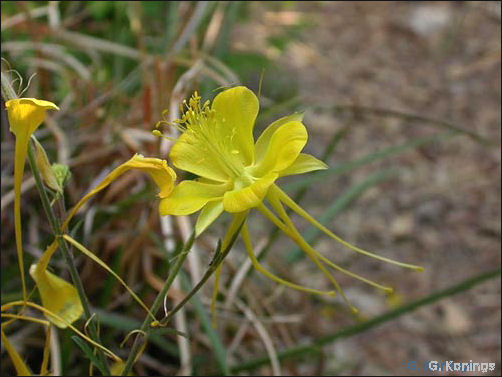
[254, 112, 304, 162]
[159, 180, 230, 216]
[195, 201, 224, 236]
[212, 86, 259, 166]
[125, 154, 176, 198]
[5, 98, 59, 137]
[170, 132, 231, 182]
[64, 154, 176, 229]
[29, 264, 83, 328]
[279, 153, 328, 177]
[223, 172, 278, 213]
[252, 120, 308, 178]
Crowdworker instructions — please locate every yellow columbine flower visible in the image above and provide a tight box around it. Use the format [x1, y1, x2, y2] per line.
[159, 86, 423, 311]
[160, 87, 327, 233]
[5, 98, 60, 301]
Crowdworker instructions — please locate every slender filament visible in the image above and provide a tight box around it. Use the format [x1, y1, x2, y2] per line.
[257, 201, 357, 313]
[241, 223, 335, 297]
[275, 186, 423, 271]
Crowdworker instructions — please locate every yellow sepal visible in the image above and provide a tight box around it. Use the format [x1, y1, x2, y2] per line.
[29, 263, 83, 328]
[159, 180, 229, 216]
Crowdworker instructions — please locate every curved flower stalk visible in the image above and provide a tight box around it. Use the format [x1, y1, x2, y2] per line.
[1, 327, 32, 376]
[158, 86, 423, 313]
[1, 300, 122, 363]
[32, 154, 177, 327]
[5, 98, 59, 301]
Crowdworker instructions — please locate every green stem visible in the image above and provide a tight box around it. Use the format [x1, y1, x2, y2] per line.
[227, 267, 501, 374]
[156, 214, 245, 328]
[120, 233, 195, 376]
[123, 215, 245, 375]
[26, 141, 111, 375]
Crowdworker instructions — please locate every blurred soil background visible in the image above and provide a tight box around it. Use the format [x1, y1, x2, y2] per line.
[1, 1, 501, 376]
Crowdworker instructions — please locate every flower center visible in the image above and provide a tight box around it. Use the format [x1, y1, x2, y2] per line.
[232, 168, 256, 190]
[173, 93, 245, 179]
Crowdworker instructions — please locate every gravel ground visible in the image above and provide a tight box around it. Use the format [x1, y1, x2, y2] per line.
[230, 2, 501, 375]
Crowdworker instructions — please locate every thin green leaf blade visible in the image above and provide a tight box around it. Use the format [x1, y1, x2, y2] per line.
[71, 335, 108, 376]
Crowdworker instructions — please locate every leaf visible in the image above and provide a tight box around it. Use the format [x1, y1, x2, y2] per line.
[71, 336, 109, 376]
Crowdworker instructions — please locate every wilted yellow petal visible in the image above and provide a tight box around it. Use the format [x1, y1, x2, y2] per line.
[252, 120, 307, 178]
[0, 329, 32, 376]
[126, 154, 176, 198]
[212, 86, 259, 166]
[29, 264, 83, 328]
[278, 153, 328, 177]
[64, 154, 176, 229]
[195, 201, 224, 236]
[159, 180, 230, 216]
[223, 172, 277, 213]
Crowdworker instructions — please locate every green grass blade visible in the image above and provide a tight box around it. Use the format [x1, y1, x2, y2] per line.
[284, 131, 454, 192]
[179, 271, 230, 376]
[71, 335, 109, 376]
[227, 267, 501, 374]
[98, 248, 123, 308]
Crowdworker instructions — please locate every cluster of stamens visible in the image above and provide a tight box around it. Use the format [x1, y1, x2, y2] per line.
[153, 92, 213, 139]
[153, 91, 244, 178]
